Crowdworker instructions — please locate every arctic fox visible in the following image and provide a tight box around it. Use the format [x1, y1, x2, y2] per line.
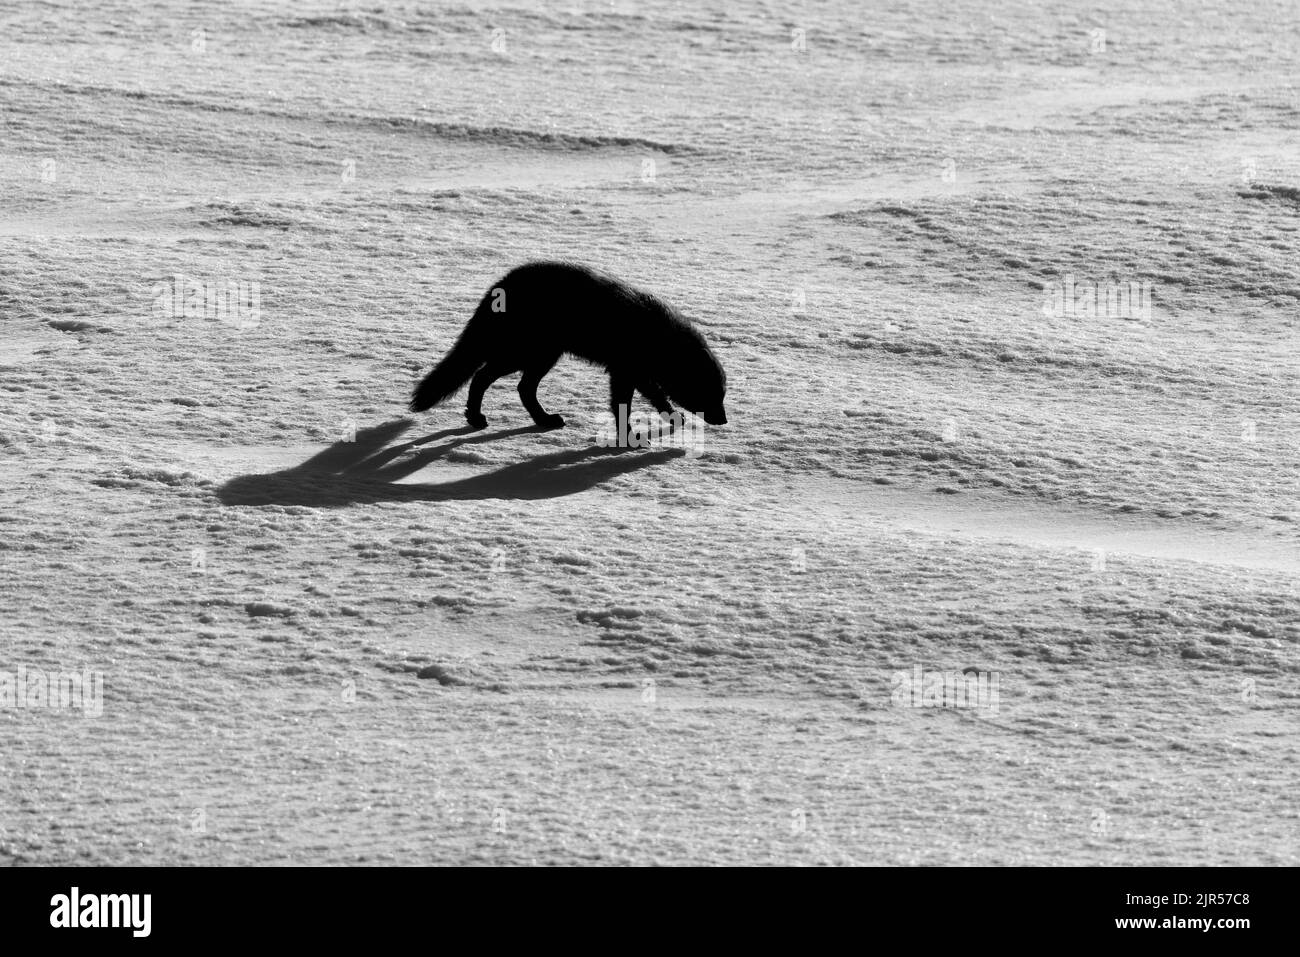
[409, 261, 727, 438]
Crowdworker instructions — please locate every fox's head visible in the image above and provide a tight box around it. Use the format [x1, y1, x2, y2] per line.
[662, 325, 728, 426]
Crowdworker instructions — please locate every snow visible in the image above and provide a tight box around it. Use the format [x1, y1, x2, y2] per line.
[1, 0, 1297, 865]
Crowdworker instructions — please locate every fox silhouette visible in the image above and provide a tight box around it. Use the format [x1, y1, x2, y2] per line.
[409, 261, 728, 437]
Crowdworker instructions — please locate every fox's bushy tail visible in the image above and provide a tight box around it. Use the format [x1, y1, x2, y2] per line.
[409, 298, 491, 412]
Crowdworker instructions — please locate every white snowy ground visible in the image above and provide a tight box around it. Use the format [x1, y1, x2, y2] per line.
[1, 0, 1297, 865]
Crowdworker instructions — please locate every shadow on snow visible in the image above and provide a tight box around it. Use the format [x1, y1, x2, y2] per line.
[216, 418, 681, 507]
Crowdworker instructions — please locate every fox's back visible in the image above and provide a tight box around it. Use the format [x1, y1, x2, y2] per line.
[488, 262, 674, 364]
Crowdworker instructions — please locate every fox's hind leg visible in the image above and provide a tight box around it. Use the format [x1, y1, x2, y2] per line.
[518, 352, 565, 430]
[465, 361, 512, 430]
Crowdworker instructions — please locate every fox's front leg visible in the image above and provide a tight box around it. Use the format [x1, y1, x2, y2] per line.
[608, 370, 636, 448]
[638, 381, 677, 434]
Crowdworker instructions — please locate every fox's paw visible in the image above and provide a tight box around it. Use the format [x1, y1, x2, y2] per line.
[465, 410, 488, 430]
[536, 413, 566, 431]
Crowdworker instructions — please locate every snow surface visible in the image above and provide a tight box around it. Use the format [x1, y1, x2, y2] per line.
[1, 0, 1297, 865]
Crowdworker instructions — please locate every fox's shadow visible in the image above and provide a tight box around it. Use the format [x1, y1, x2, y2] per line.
[216, 419, 681, 507]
